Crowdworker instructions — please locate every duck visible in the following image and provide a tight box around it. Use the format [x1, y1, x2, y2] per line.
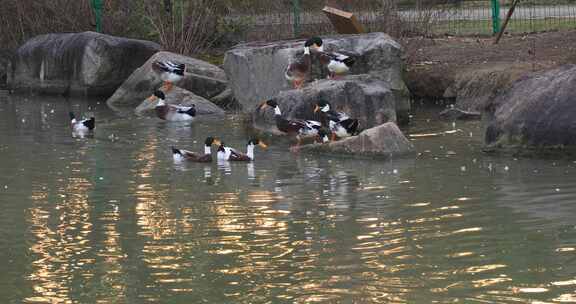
[285, 45, 311, 89]
[217, 139, 268, 162]
[314, 99, 359, 140]
[152, 60, 185, 92]
[305, 36, 324, 52]
[172, 137, 221, 163]
[147, 90, 196, 121]
[307, 37, 355, 79]
[69, 111, 95, 135]
[259, 99, 321, 145]
[319, 51, 355, 79]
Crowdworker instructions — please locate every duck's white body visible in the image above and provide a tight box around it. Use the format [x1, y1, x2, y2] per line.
[69, 112, 95, 137]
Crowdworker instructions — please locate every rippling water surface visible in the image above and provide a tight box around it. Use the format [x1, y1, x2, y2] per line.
[1, 95, 576, 303]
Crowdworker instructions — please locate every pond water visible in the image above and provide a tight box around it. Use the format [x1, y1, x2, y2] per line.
[1, 94, 576, 303]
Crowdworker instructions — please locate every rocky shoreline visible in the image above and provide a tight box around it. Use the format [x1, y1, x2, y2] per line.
[5, 30, 576, 155]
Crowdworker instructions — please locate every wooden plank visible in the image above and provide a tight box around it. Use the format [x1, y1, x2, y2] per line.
[322, 6, 365, 34]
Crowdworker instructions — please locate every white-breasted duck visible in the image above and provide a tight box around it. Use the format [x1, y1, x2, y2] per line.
[283, 37, 325, 89]
[314, 99, 359, 139]
[148, 90, 196, 121]
[217, 139, 268, 162]
[69, 111, 95, 136]
[172, 137, 221, 163]
[319, 51, 355, 79]
[259, 99, 322, 145]
[309, 37, 355, 79]
[152, 60, 185, 92]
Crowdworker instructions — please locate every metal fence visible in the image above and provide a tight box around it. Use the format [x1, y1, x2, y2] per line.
[235, 0, 576, 41]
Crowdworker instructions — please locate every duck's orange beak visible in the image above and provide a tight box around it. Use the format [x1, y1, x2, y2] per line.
[147, 95, 158, 102]
[258, 142, 268, 149]
[314, 105, 320, 113]
[212, 139, 222, 146]
[259, 102, 268, 110]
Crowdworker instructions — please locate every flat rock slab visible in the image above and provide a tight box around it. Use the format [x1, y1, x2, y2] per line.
[485, 64, 576, 150]
[135, 86, 225, 118]
[107, 51, 227, 108]
[8, 31, 159, 96]
[300, 122, 415, 159]
[224, 32, 408, 114]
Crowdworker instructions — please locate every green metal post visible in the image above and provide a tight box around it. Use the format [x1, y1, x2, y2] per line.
[292, 0, 301, 37]
[491, 0, 501, 35]
[91, 0, 103, 33]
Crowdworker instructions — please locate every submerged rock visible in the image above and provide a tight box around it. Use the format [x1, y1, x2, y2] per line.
[300, 122, 415, 158]
[223, 32, 409, 116]
[485, 64, 576, 150]
[439, 107, 481, 121]
[8, 31, 159, 96]
[135, 86, 225, 118]
[254, 76, 398, 133]
[107, 51, 227, 108]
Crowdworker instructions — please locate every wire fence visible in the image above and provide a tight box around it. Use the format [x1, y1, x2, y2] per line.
[234, 0, 576, 42]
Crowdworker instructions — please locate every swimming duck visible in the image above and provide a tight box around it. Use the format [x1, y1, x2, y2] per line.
[69, 111, 95, 135]
[259, 99, 321, 145]
[217, 139, 268, 162]
[172, 137, 221, 163]
[152, 60, 185, 92]
[314, 99, 359, 139]
[147, 90, 196, 121]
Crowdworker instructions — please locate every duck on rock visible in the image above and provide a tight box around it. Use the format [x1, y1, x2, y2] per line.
[259, 99, 322, 146]
[152, 60, 185, 92]
[314, 99, 359, 140]
[284, 37, 325, 89]
[172, 137, 221, 163]
[147, 90, 196, 121]
[217, 139, 268, 162]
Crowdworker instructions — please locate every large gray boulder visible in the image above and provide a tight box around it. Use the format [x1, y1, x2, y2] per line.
[254, 76, 398, 133]
[300, 122, 415, 159]
[484, 64, 576, 150]
[224, 32, 409, 116]
[107, 51, 228, 108]
[0, 50, 13, 88]
[8, 31, 159, 96]
[135, 86, 224, 118]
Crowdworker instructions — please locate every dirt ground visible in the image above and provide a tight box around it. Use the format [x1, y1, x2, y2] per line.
[402, 29, 576, 99]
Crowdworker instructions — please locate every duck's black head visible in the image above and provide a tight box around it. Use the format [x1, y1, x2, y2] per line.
[217, 143, 226, 152]
[248, 138, 268, 148]
[205, 136, 220, 146]
[314, 99, 331, 113]
[316, 99, 330, 108]
[305, 37, 323, 48]
[265, 99, 278, 108]
[154, 90, 166, 100]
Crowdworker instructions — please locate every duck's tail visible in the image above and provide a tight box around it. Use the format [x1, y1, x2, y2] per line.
[340, 118, 360, 135]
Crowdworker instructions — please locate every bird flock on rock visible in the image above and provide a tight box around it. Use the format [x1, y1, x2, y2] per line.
[70, 36, 360, 163]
